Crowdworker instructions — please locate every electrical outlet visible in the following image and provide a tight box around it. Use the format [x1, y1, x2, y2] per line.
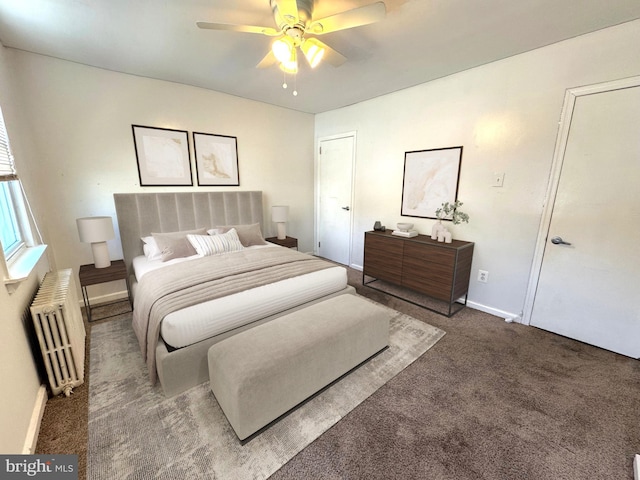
[478, 270, 489, 283]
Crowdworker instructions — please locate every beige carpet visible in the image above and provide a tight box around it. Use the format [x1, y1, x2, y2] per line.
[87, 300, 444, 479]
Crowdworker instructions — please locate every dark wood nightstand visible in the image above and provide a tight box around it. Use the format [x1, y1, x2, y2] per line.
[78, 259, 131, 322]
[265, 236, 298, 250]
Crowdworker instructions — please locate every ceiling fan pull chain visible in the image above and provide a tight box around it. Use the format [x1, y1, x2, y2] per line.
[282, 70, 288, 89]
[293, 73, 298, 96]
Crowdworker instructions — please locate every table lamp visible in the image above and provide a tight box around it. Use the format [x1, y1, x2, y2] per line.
[271, 205, 289, 240]
[76, 216, 115, 268]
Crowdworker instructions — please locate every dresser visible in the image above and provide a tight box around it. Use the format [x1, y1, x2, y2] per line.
[363, 230, 474, 316]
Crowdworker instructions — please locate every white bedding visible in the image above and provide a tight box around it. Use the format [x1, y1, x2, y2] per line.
[132, 248, 348, 349]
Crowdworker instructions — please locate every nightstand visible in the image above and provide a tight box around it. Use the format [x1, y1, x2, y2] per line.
[78, 259, 131, 322]
[265, 236, 298, 250]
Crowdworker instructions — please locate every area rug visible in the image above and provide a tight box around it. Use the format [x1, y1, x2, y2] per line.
[88, 300, 445, 479]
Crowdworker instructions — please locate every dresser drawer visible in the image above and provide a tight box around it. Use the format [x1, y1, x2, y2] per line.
[363, 232, 403, 284]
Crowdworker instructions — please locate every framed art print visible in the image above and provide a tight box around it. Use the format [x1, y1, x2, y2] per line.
[193, 132, 239, 186]
[400, 146, 462, 219]
[132, 125, 192, 186]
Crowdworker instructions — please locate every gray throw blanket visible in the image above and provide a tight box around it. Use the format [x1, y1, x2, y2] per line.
[133, 247, 334, 384]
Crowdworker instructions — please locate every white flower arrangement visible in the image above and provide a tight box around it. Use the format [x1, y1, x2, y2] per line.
[435, 200, 469, 225]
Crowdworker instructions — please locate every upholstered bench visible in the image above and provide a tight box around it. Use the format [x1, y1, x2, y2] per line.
[208, 293, 391, 441]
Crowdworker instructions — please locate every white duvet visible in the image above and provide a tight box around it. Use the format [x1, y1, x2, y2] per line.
[132, 247, 348, 349]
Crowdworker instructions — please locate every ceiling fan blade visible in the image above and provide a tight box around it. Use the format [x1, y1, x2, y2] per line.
[308, 2, 386, 35]
[256, 50, 278, 69]
[316, 40, 347, 67]
[272, 0, 299, 27]
[196, 21, 280, 37]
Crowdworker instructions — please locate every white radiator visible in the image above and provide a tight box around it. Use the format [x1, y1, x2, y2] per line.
[30, 269, 86, 397]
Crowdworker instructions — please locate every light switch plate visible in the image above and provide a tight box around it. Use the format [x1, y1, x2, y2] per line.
[493, 172, 505, 187]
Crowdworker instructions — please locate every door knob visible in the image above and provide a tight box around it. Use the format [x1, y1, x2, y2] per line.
[342, 206, 350, 211]
[551, 236, 572, 246]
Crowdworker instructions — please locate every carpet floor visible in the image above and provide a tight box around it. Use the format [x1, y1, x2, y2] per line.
[36, 267, 640, 479]
[88, 303, 443, 479]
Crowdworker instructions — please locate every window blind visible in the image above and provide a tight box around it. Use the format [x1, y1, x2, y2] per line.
[0, 107, 17, 181]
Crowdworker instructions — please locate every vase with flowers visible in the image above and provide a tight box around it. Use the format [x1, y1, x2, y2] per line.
[432, 200, 469, 242]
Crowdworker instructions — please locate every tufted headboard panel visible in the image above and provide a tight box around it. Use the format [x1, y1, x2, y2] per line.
[114, 191, 264, 277]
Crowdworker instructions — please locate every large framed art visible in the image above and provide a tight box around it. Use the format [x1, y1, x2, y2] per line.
[193, 132, 240, 186]
[400, 146, 462, 219]
[132, 125, 192, 186]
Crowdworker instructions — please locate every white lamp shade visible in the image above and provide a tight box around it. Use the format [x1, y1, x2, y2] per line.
[77, 216, 115, 268]
[76, 216, 115, 243]
[271, 206, 289, 223]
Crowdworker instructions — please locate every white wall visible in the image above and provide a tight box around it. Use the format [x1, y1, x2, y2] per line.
[9, 50, 316, 302]
[0, 44, 51, 453]
[315, 20, 640, 319]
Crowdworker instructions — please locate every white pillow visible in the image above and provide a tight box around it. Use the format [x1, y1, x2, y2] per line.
[141, 236, 162, 261]
[187, 229, 244, 257]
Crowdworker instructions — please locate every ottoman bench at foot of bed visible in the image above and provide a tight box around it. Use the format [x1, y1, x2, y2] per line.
[207, 294, 391, 441]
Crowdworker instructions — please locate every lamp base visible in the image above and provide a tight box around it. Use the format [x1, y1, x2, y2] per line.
[276, 223, 286, 240]
[91, 242, 111, 268]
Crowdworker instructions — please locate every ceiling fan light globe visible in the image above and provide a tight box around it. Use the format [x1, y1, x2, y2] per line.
[272, 37, 294, 64]
[279, 47, 298, 74]
[302, 38, 325, 68]
[279, 60, 298, 74]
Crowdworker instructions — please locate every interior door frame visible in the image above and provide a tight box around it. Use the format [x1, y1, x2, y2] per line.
[314, 131, 357, 266]
[522, 75, 640, 325]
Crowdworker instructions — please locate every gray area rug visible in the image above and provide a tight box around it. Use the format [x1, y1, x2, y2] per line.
[88, 301, 445, 479]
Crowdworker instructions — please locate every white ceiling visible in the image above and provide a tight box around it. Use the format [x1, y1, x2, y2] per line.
[0, 0, 639, 114]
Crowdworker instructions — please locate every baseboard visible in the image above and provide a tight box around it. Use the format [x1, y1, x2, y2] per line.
[22, 384, 47, 454]
[634, 454, 639, 480]
[465, 301, 521, 323]
[77, 289, 129, 308]
[351, 263, 520, 322]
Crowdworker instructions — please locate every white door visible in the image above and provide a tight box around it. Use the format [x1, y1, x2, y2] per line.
[530, 81, 640, 358]
[317, 133, 355, 265]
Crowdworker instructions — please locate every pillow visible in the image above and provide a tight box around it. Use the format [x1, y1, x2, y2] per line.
[141, 236, 162, 261]
[215, 223, 267, 247]
[151, 228, 207, 262]
[187, 229, 244, 257]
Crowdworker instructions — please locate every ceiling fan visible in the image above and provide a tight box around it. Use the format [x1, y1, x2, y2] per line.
[197, 0, 386, 74]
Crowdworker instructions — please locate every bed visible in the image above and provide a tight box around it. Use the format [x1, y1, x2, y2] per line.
[114, 191, 355, 397]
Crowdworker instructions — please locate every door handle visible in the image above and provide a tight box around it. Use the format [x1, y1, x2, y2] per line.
[551, 236, 572, 246]
[342, 206, 350, 211]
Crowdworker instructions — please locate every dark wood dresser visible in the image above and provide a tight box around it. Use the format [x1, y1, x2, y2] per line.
[363, 230, 474, 316]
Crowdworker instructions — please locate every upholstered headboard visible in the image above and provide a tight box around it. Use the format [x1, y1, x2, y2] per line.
[114, 191, 264, 277]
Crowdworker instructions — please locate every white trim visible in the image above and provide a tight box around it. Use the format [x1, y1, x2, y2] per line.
[22, 385, 47, 454]
[3, 244, 47, 294]
[78, 289, 129, 308]
[522, 75, 640, 326]
[633, 454, 639, 480]
[465, 300, 521, 323]
[315, 131, 357, 264]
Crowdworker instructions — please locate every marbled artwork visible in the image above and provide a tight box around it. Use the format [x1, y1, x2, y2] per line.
[132, 125, 192, 186]
[194, 132, 239, 186]
[401, 146, 462, 219]
[143, 136, 186, 178]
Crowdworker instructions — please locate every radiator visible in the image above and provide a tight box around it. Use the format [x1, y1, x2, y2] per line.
[30, 269, 86, 397]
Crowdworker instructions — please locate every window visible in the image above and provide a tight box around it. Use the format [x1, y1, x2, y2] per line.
[0, 105, 23, 260]
[1, 181, 23, 258]
[0, 103, 45, 289]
